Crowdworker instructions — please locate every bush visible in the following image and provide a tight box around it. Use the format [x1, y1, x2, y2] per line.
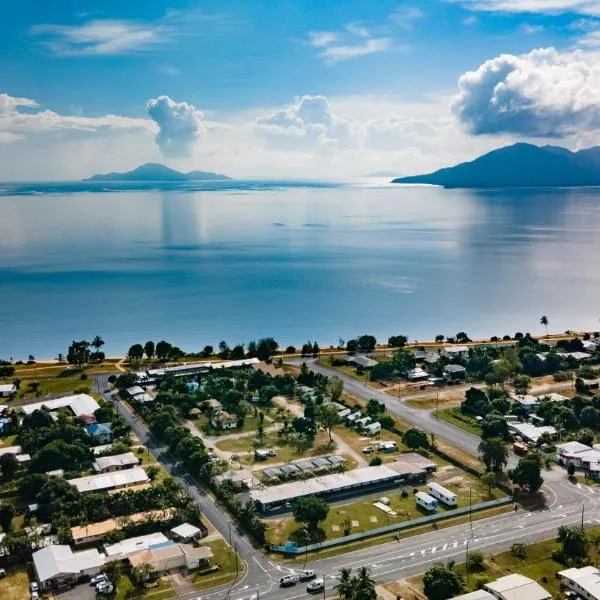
[80, 373, 88, 380]
[467, 551, 485, 572]
[369, 456, 382, 466]
[553, 371, 571, 382]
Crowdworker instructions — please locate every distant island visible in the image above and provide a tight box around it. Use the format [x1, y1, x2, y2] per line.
[84, 163, 232, 182]
[392, 143, 600, 188]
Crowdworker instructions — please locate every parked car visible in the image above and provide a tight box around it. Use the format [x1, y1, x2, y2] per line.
[0, 569, 6, 578]
[307, 578, 325, 593]
[90, 574, 107, 586]
[97, 582, 114, 595]
[279, 574, 299, 587]
[299, 570, 317, 581]
[30, 582, 39, 592]
[31, 593, 39, 600]
[362, 446, 374, 454]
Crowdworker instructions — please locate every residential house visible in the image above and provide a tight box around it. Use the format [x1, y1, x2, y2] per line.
[582, 341, 598, 353]
[68, 467, 149, 494]
[210, 410, 238, 430]
[441, 346, 469, 359]
[483, 574, 551, 600]
[32, 544, 105, 590]
[85, 422, 113, 443]
[206, 399, 223, 412]
[508, 423, 556, 445]
[407, 367, 429, 381]
[170, 523, 203, 543]
[22, 393, 100, 419]
[556, 441, 600, 472]
[558, 566, 600, 600]
[443, 364, 467, 381]
[93, 452, 140, 473]
[128, 543, 212, 575]
[350, 355, 378, 369]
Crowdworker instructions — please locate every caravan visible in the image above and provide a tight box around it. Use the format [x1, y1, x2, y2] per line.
[415, 491, 438, 512]
[427, 482, 458, 507]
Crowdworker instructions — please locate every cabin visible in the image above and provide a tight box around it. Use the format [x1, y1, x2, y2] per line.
[427, 481, 458, 506]
[415, 491, 438, 512]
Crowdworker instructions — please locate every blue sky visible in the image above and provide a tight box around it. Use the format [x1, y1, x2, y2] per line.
[2, 0, 600, 179]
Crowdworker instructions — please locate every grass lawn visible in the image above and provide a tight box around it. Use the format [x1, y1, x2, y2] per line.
[316, 359, 371, 383]
[267, 475, 503, 546]
[0, 568, 31, 600]
[194, 411, 269, 437]
[192, 540, 244, 591]
[15, 375, 92, 400]
[215, 430, 333, 460]
[115, 575, 174, 600]
[437, 408, 482, 436]
[13, 361, 121, 378]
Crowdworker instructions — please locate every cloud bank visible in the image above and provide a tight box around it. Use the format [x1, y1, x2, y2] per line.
[453, 0, 600, 16]
[452, 47, 600, 136]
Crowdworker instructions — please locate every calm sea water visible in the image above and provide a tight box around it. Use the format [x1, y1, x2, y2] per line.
[1, 180, 600, 359]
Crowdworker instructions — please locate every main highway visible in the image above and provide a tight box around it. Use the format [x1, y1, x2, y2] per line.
[94, 362, 592, 600]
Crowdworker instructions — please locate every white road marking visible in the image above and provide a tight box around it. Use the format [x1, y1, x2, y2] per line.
[442, 544, 448, 550]
[431, 547, 437, 553]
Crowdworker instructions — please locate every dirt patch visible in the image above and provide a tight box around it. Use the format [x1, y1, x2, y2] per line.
[385, 578, 427, 600]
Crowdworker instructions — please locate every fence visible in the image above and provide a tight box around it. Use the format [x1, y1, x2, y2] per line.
[269, 496, 513, 555]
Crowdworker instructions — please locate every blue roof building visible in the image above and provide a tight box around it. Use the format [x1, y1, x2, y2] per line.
[85, 422, 113, 443]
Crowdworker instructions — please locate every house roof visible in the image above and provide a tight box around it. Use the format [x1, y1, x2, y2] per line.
[212, 411, 237, 423]
[93, 452, 139, 472]
[351, 355, 378, 368]
[508, 423, 556, 443]
[68, 467, 149, 493]
[485, 574, 551, 600]
[171, 523, 202, 539]
[104, 532, 170, 557]
[0, 446, 21, 456]
[33, 544, 105, 583]
[22, 393, 99, 418]
[556, 441, 591, 455]
[451, 591, 495, 600]
[444, 345, 469, 353]
[86, 422, 112, 436]
[444, 364, 467, 373]
[0, 384, 16, 393]
[126, 386, 145, 397]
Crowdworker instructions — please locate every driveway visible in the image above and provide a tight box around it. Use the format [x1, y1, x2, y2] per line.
[55, 582, 96, 600]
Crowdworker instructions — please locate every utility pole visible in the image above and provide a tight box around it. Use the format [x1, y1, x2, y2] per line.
[228, 522, 232, 549]
[582, 502, 585, 531]
[469, 486, 473, 536]
[234, 542, 239, 579]
[465, 540, 470, 589]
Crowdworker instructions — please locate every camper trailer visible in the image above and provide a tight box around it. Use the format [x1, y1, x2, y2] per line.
[427, 482, 458, 507]
[415, 491, 438, 512]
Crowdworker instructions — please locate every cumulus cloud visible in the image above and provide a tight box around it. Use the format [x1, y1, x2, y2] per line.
[389, 6, 425, 27]
[451, 0, 600, 16]
[0, 93, 38, 115]
[147, 95, 206, 157]
[452, 47, 600, 136]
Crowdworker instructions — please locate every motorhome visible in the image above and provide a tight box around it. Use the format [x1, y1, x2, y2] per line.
[415, 491, 438, 512]
[427, 481, 458, 507]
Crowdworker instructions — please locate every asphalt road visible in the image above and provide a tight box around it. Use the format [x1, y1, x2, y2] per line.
[93, 368, 592, 600]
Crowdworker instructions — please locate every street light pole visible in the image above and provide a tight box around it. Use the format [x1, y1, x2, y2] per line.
[234, 542, 239, 579]
[469, 486, 473, 536]
[582, 502, 585, 531]
[465, 540, 470, 589]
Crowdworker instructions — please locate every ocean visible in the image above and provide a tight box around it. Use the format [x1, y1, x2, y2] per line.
[1, 179, 600, 359]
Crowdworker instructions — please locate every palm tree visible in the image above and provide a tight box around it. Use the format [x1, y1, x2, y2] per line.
[335, 567, 355, 600]
[132, 562, 153, 583]
[540, 316, 549, 337]
[354, 566, 376, 600]
[57, 353, 64, 363]
[91, 335, 105, 354]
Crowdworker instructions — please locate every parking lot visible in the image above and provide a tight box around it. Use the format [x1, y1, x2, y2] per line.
[56, 582, 96, 600]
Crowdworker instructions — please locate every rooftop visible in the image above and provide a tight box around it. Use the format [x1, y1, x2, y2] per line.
[68, 466, 149, 493]
[126, 386, 145, 396]
[22, 393, 99, 418]
[444, 364, 467, 373]
[485, 574, 551, 600]
[93, 452, 139, 472]
[508, 423, 556, 443]
[556, 441, 591, 455]
[33, 544, 105, 584]
[104, 532, 170, 557]
[85, 422, 112, 436]
[451, 592, 495, 600]
[171, 523, 202, 539]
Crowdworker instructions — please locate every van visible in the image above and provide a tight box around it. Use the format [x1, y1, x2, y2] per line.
[307, 578, 325, 593]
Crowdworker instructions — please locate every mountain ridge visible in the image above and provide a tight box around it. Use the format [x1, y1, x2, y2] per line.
[392, 143, 600, 188]
[84, 162, 232, 182]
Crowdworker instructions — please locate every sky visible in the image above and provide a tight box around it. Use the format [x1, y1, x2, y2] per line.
[3, 0, 600, 180]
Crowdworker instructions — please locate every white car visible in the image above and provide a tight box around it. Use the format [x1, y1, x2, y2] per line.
[299, 570, 317, 581]
[279, 574, 299, 587]
[90, 574, 107, 586]
[30, 582, 39, 592]
[31, 593, 39, 600]
[307, 578, 325, 593]
[97, 582, 114, 595]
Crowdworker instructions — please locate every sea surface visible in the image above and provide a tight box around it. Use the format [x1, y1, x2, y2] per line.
[1, 179, 600, 359]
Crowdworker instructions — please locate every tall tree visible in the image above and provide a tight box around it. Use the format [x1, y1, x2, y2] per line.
[66, 340, 91, 368]
[144, 340, 155, 359]
[558, 525, 588, 565]
[511, 453, 544, 493]
[0, 454, 18, 480]
[91, 335, 105, 354]
[540, 315, 549, 337]
[404, 428, 429, 450]
[354, 566, 377, 600]
[327, 376, 344, 401]
[335, 568, 355, 600]
[155, 340, 173, 360]
[316, 404, 341, 444]
[292, 495, 329, 531]
[0, 503, 14, 532]
[423, 563, 464, 600]
[478, 437, 508, 472]
[127, 344, 144, 361]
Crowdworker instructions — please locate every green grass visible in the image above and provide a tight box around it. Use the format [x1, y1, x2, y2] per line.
[268, 477, 504, 546]
[194, 411, 268, 437]
[437, 408, 481, 435]
[316, 358, 371, 383]
[114, 575, 174, 600]
[192, 540, 244, 591]
[15, 375, 92, 399]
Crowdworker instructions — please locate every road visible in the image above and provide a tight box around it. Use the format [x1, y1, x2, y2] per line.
[93, 369, 595, 600]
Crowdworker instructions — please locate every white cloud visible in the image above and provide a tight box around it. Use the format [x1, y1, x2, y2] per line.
[0, 93, 38, 115]
[389, 6, 425, 27]
[451, 0, 600, 16]
[452, 47, 600, 136]
[463, 14, 479, 24]
[519, 23, 545, 33]
[147, 96, 207, 157]
[308, 31, 339, 47]
[307, 23, 392, 64]
[319, 38, 392, 64]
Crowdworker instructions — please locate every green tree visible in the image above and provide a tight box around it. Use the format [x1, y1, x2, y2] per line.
[327, 376, 344, 402]
[513, 374, 531, 396]
[423, 563, 464, 600]
[511, 453, 543, 493]
[388, 335, 408, 347]
[336, 567, 355, 600]
[132, 562, 153, 583]
[478, 437, 508, 472]
[358, 335, 377, 352]
[511, 543, 527, 559]
[404, 428, 429, 450]
[155, 340, 173, 360]
[91, 335, 105, 354]
[66, 340, 91, 368]
[316, 404, 341, 444]
[467, 551, 485, 572]
[0, 454, 18, 480]
[256, 337, 279, 361]
[481, 413, 509, 440]
[292, 495, 329, 531]
[0, 503, 14, 532]
[354, 566, 377, 600]
[104, 560, 121, 586]
[144, 340, 155, 359]
[127, 344, 144, 361]
[481, 471, 497, 495]
[540, 315, 549, 337]
[567, 463, 576, 477]
[558, 525, 588, 565]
